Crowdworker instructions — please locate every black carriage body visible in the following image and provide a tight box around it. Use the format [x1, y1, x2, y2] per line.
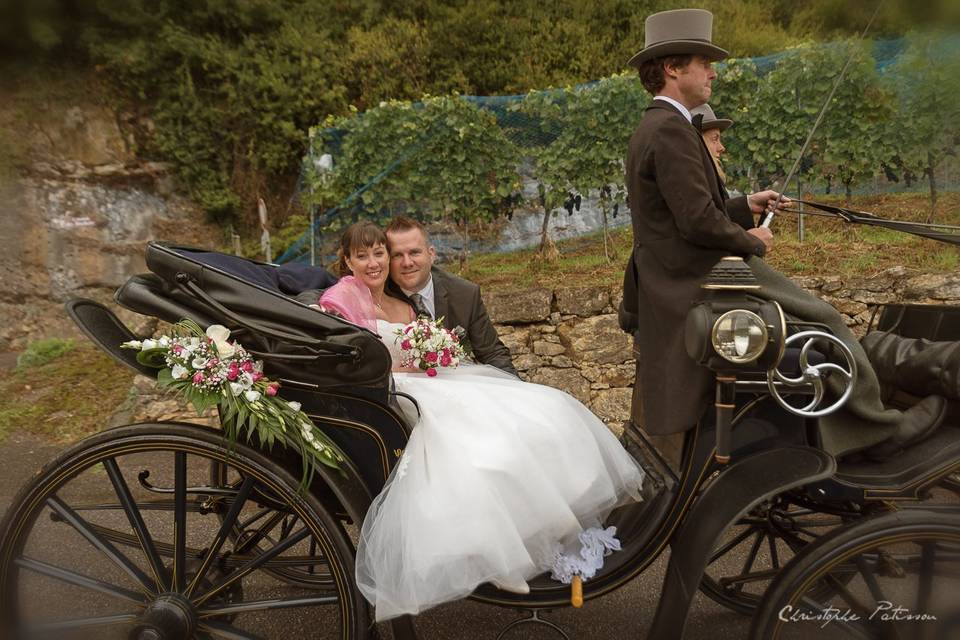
[111, 242, 411, 497]
[8, 243, 958, 640]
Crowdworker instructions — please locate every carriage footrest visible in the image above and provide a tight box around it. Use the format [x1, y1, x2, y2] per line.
[831, 424, 960, 499]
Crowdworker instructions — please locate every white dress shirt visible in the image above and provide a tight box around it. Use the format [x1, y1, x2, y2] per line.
[653, 95, 692, 123]
[401, 275, 436, 318]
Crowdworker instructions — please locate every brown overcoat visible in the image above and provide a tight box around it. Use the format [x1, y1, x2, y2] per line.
[626, 100, 765, 436]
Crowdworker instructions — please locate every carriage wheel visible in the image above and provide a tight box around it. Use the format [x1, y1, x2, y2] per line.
[207, 459, 345, 590]
[0, 423, 369, 640]
[749, 508, 960, 640]
[699, 494, 851, 616]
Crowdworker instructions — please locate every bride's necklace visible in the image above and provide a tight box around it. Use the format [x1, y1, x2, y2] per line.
[373, 291, 384, 311]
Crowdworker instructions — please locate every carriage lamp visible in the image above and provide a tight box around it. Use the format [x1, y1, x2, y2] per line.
[711, 309, 768, 364]
[684, 257, 788, 464]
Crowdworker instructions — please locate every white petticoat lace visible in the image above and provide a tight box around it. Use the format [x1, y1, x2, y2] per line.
[548, 525, 621, 584]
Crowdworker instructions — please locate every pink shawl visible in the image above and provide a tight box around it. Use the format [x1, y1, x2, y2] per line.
[318, 276, 378, 332]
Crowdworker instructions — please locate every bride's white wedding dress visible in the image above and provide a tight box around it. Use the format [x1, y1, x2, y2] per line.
[355, 320, 644, 621]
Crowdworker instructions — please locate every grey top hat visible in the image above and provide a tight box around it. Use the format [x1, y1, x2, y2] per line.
[690, 103, 732, 132]
[628, 9, 728, 69]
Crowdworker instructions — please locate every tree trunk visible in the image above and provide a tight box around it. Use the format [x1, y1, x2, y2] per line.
[538, 206, 558, 260]
[926, 151, 938, 224]
[459, 220, 469, 271]
[844, 181, 852, 203]
[600, 196, 615, 262]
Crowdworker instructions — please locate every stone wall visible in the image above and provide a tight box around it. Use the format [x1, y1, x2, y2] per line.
[0, 103, 219, 351]
[483, 267, 960, 432]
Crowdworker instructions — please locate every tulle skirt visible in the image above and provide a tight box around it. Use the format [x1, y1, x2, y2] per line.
[355, 364, 644, 621]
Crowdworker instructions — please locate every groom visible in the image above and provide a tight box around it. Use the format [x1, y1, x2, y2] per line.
[384, 216, 518, 377]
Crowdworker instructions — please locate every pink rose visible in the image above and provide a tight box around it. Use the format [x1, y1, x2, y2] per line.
[440, 354, 452, 366]
[424, 351, 438, 363]
[404, 325, 413, 334]
[172, 344, 183, 354]
[401, 339, 412, 350]
[252, 371, 263, 382]
[266, 383, 279, 396]
[192, 372, 205, 385]
[207, 358, 219, 367]
[426, 367, 438, 377]
[240, 361, 254, 373]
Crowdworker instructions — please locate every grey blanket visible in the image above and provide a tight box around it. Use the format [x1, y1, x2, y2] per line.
[748, 258, 900, 456]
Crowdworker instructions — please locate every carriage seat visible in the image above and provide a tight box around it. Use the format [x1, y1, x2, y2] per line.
[184, 250, 339, 296]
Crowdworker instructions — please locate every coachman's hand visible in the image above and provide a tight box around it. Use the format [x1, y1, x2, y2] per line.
[747, 227, 774, 254]
[747, 190, 791, 215]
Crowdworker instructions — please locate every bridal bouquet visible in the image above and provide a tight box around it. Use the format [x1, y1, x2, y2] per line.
[393, 316, 467, 377]
[122, 319, 343, 480]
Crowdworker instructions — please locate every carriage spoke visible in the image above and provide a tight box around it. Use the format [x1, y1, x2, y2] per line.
[720, 567, 780, 587]
[709, 526, 756, 564]
[15, 557, 146, 605]
[193, 526, 311, 606]
[199, 594, 339, 617]
[237, 507, 273, 530]
[172, 451, 188, 592]
[917, 542, 936, 615]
[103, 458, 168, 591]
[855, 554, 888, 607]
[185, 475, 256, 597]
[198, 620, 268, 640]
[23, 612, 139, 634]
[736, 530, 765, 592]
[46, 495, 155, 594]
[234, 511, 287, 555]
[767, 533, 781, 570]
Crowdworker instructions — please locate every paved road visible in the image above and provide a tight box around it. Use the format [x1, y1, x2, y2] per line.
[0, 430, 755, 640]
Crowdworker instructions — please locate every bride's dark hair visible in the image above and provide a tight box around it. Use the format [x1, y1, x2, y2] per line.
[335, 221, 388, 277]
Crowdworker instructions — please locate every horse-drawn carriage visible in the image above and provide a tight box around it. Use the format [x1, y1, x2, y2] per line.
[1, 241, 957, 639]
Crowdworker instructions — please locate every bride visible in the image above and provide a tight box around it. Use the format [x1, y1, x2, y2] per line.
[318, 221, 644, 621]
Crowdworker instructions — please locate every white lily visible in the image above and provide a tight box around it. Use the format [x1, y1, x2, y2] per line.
[244, 389, 261, 402]
[142, 339, 159, 350]
[171, 364, 189, 380]
[191, 356, 208, 369]
[229, 381, 245, 396]
[122, 340, 142, 349]
[288, 401, 302, 412]
[206, 325, 237, 357]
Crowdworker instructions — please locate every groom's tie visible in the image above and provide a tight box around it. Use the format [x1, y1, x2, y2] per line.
[410, 293, 432, 319]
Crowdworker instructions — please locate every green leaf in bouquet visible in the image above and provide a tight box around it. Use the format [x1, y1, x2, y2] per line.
[136, 348, 169, 368]
[157, 368, 175, 387]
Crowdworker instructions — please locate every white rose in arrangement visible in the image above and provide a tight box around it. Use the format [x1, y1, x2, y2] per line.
[205, 324, 237, 358]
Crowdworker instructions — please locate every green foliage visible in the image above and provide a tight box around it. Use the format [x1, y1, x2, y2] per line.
[515, 74, 649, 253]
[16, 338, 76, 370]
[305, 96, 520, 230]
[710, 57, 761, 191]
[882, 33, 960, 218]
[722, 40, 897, 198]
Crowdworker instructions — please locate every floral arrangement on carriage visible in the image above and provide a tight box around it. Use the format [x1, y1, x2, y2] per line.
[122, 319, 344, 483]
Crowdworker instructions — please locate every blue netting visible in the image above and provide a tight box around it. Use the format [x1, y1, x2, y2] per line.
[278, 36, 959, 265]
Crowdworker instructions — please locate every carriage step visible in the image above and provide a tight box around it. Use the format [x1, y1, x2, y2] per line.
[496, 609, 570, 640]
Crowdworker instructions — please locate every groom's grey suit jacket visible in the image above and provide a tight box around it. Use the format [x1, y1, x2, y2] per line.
[388, 267, 517, 376]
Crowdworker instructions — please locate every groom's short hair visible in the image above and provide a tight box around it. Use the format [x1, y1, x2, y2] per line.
[385, 216, 432, 246]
